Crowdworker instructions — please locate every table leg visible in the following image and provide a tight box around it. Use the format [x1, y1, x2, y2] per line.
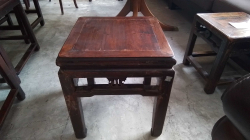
[14, 11, 30, 44]
[151, 72, 174, 137]
[5, 14, 13, 26]
[143, 77, 151, 85]
[117, 0, 178, 31]
[204, 40, 232, 94]
[14, 4, 39, 50]
[183, 20, 198, 65]
[87, 78, 95, 86]
[58, 70, 87, 138]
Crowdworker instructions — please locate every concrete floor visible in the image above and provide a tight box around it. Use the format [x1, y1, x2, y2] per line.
[0, 0, 247, 139]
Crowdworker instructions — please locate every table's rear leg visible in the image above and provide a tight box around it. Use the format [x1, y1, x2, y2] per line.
[143, 77, 151, 85]
[183, 20, 198, 65]
[87, 78, 95, 86]
[151, 72, 174, 137]
[14, 11, 30, 44]
[58, 71, 87, 138]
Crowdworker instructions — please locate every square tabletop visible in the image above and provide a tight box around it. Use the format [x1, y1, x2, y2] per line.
[57, 17, 175, 68]
[197, 12, 250, 39]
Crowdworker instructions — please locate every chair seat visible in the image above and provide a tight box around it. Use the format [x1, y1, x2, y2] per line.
[212, 116, 246, 140]
[0, 0, 19, 18]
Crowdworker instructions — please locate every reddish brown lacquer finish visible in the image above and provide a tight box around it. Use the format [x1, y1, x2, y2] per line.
[57, 17, 176, 139]
[58, 17, 173, 58]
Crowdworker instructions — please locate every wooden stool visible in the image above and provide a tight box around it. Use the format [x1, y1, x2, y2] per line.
[56, 17, 176, 138]
[0, 0, 40, 75]
[0, 46, 25, 130]
[183, 12, 250, 94]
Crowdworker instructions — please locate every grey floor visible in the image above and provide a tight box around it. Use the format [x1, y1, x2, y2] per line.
[0, 0, 247, 139]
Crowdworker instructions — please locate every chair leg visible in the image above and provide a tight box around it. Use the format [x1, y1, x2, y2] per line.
[13, 4, 40, 51]
[5, 14, 13, 26]
[33, 0, 45, 26]
[59, 0, 64, 15]
[0, 47, 26, 130]
[14, 11, 30, 44]
[23, 0, 30, 10]
[16, 86, 26, 101]
[73, 0, 78, 8]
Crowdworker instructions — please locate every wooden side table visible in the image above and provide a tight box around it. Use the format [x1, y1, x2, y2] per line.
[183, 12, 250, 94]
[56, 17, 176, 138]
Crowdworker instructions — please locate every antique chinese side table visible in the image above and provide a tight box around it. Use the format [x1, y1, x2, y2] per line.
[183, 12, 250, 94]
[56, 17, 176, 138]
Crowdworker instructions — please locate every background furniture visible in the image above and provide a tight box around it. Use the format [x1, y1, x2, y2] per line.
[117, 0, 178, 31]
[50, 0, 80, 15]
[0, 46, 25, 130]
[24, 0, 45, 28]
[57, 17, 176, 138]
[211, 73, 250, 140]
[23, 0, 82, 15]
[49, 0, 91, 15]
[0, 0, 40, 75]
[183, 12, 250, 94]
[167, 0, 250, 15]
[2, 0, 45, 29]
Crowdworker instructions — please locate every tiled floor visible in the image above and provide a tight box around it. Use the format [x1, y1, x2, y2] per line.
[0, 0, 247, 139]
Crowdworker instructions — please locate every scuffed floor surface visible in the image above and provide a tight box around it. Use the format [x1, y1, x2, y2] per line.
[0, 0, 246, 139]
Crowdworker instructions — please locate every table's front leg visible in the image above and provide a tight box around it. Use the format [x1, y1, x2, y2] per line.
[58, 70, 87, 138]
[204, 40, 233, 94]
[143, 77, 151, 85]
[151, 71, 175, 137]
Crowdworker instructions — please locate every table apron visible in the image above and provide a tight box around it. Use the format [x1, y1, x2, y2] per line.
[59, 68, 175, 78]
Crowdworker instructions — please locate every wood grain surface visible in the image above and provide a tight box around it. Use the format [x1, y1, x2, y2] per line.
[58, 17, 174, 58]
[197, 12, 250, 39]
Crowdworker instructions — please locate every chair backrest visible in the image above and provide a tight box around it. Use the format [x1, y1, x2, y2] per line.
[222, 74, 250, 140]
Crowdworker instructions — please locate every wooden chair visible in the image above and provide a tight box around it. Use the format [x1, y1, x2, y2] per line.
[0, 0, 45, 28]
[0, 46, 25, 130]
[0, 0, 40, 75]
[212, 74, 250, 140]
[24, 0, 91, 15]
